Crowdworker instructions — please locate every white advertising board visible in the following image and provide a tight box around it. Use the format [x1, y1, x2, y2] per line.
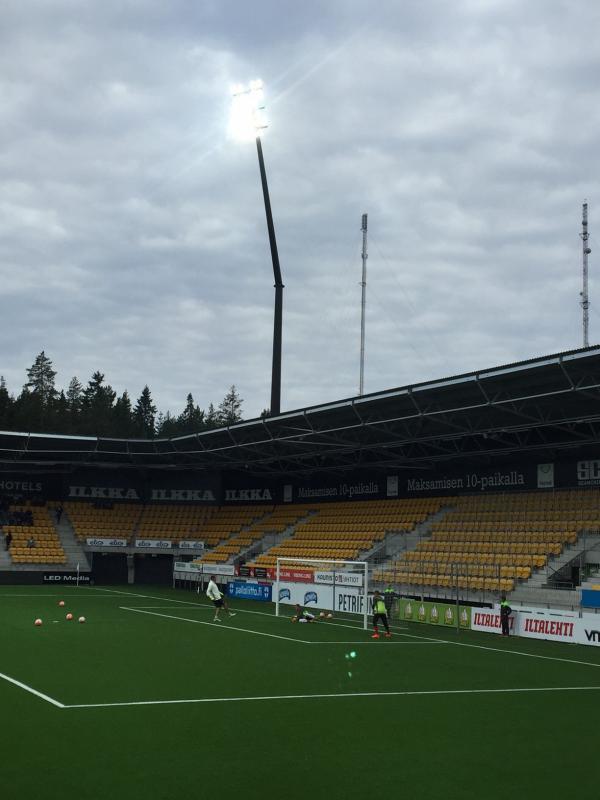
[471, 608, 516, 635]
[178, 540, 205, 550]
[516, 608, 578, 643]
[276, 581, 374, 615]
[174, 561, 202, 572]
[135, 539, 172, 549]
[471, 604, 600, 646]
[86, 537, 128, 547]
[313, 571, 364, 587]
[575, 618, 600, 646]
[202, 564, 235, 576]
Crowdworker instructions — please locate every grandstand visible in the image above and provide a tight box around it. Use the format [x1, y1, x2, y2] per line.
[3, 503, 66, 565]
[1, 346, 600, 605]
[374, 488, 595, 595]
[245, 498, 444, 570]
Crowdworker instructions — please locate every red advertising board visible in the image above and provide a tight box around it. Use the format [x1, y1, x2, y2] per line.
[268, 567, 314, 583]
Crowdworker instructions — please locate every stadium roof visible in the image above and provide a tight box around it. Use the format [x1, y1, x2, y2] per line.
[1, 346, 600, 476]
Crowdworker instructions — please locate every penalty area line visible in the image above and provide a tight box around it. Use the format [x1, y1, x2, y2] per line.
[95, 588, 409, 632]
[120, 606, 310, 644]
[0, 671, 65, 708]
[64, 684, 600, 710]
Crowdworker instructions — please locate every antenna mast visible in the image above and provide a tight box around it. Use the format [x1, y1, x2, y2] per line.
[359, 213, 368, 396]
[581, 201, 591, 348]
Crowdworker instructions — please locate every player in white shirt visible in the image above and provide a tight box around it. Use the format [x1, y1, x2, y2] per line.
[206, 575, 236, 622]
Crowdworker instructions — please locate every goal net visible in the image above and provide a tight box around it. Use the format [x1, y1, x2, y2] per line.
[274, 557, 369, 630]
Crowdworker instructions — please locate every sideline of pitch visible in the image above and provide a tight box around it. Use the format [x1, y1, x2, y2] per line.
[63, 684, 600, 710]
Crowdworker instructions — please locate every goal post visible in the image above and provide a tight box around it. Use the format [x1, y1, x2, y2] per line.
[275, 557, 369, 630]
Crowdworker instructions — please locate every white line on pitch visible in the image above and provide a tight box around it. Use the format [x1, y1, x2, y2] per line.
[64, 684, 600, 710]
[88, 590, 600, 668]
[119, 605, 420, 645]
[119, 606, 310, 644]
[0, 671, 64, 708]
[436, 638, 600, 670]
[307, 641, 445, 646]
[95, 588, 410, 632]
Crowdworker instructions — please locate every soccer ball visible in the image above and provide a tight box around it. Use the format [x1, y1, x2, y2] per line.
[78, 616, 86, 624]
[319, 611, 326, 618]
[58, 600, 65, 607]
[34, 618, 42, 626]
[327, 613, 333, 619]
[66, 613, 73, 621]
[291, 616, 298, 623]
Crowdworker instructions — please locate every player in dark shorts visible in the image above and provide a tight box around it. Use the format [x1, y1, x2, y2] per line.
[372, 590, 392, 639]
[206, 575, 236, 622]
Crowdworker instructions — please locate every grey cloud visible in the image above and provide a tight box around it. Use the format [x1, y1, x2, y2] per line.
[1, 0, 599, 422]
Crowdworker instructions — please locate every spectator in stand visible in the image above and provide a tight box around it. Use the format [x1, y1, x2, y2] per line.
[26, 536, 35, 548]
[5, 531, 12, 551]
[56, 505, 63, 523]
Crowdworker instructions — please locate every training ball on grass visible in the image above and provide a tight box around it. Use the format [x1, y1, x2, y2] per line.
[66, 613, 73, 621]
[327, 613, 333, 619]
[58, 600, 65, 607]
[34, 618, 42, 626]
[291, 616, 298, 623]
[78, 616, 86, 624]
[319, 611, 325, 618]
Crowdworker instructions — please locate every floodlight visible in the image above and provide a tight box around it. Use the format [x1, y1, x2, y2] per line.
[229, 80, 268, 142]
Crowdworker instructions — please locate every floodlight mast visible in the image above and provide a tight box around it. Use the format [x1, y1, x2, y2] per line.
[256, 135, 284, 416]
[359, 213, 368, 396]
[230, 80, 283, 415]
[581, 201, 591, 348]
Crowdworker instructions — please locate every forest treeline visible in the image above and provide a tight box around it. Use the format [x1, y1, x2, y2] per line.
[0, 351, 248, 438]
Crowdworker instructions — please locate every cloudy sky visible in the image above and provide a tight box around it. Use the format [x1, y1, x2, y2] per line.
[2, 0, 599, 423]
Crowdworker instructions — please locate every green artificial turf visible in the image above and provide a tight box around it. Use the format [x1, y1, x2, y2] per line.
[2, 585, 599, 799]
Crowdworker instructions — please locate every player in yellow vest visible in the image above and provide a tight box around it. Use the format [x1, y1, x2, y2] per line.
[371, 591, 392, 639]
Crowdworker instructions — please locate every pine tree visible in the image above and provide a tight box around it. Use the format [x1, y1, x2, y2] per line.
[20, 351, 57, 430]
[133, 386, 157, 438]
[205, 402, 219, 429]
[24, 351, 57, 406]
[51, 390, 69, 433]
[156, 410, 179, 438]
[217, 385, 243, 426]
[66, 377, 83, 415]
[178, 393, 205, 435]
[113, 391, 133, 437]
[81, 371, 116, 435]
[0, 376, 14, 429]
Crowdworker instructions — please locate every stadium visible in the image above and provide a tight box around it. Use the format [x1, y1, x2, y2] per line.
[4, 4, 600, 799]
[1, 345, 600, 799]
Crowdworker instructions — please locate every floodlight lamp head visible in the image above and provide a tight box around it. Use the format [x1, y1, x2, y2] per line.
[229, 79, 269, 142]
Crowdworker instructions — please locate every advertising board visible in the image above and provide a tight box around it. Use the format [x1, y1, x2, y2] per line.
[471, 609, 515, 635]
[228, 582, 272, 602]
[399, 598, 471, 627]
[135, 539, 172, 549]
[276, 581, 373, 614]
[174, 562, 202, 572]
[86, 538, 128, 547]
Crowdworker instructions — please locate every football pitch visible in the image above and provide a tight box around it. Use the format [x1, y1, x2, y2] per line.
[2, 586, 599, 800]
